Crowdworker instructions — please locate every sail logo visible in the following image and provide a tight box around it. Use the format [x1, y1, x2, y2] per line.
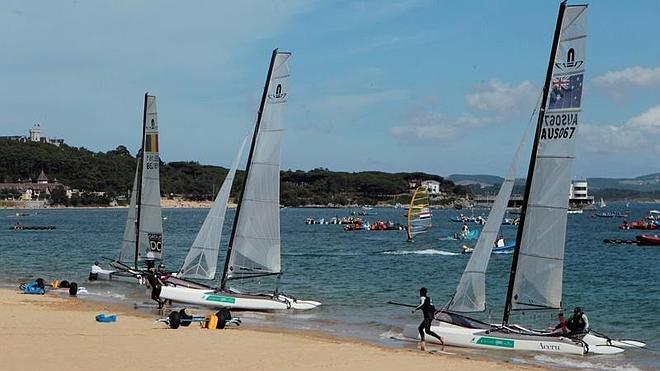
[148, 233, 162, 253]
[548, 74, 583, 110]
[539, 342, 561, 351]
[555, 48, 583, 71]
[268, 83, 287, 103]
[474, 337, 515, 348]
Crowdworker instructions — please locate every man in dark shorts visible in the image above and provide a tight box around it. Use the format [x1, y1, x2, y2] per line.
[412, 287, 444, 350]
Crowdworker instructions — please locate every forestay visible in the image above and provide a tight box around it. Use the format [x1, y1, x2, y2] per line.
[510, 5, 587, 310]
[137, 95, 164, 262]
[226, 52, 291, 280]
[180, 136, 248, 279]
[450, 121, 530, 312]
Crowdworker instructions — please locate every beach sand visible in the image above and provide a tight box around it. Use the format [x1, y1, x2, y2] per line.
[0, 289, 540, 371]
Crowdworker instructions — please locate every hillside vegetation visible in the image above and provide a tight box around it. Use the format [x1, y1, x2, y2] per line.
[0, 141, 468, 206]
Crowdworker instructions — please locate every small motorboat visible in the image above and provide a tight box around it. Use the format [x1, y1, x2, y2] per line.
[636, 234, 660, 246]
[620, 220, 658, 230]
[594, 212, 616, 218]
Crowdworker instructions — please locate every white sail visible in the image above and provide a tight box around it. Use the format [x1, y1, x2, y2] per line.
[137, 94, 164, 262]
[510, 5, 587, 311]
[180, 136, 248, 279]
[118, 159, 140, 265]
[226, 51, 290, 280]
[450, 121, 531, 313]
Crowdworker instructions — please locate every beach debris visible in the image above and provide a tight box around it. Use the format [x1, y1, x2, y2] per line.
[155, 308, 241, 329]
[95, 313, 117, 323]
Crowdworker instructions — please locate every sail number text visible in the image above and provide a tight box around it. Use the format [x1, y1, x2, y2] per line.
[541, 113, 578, 140]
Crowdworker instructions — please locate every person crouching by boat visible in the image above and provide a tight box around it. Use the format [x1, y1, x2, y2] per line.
[551, 312, 568, 336]
[89, 261, 105, 281]
[567, 307, 589, 335]
[412, 287, 444, 350]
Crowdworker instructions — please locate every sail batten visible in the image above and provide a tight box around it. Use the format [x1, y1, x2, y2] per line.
[507, 4, 588, 314]
[180, 136, 248, 280]
[224, 51, 291, 283]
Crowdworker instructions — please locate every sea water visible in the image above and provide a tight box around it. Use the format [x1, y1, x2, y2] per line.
[0, 204, 658, 370]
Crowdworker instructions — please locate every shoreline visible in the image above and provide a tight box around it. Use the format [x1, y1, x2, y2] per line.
[0, 288, 541, 371]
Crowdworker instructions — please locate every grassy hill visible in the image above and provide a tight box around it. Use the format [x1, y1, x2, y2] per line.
[0, 140, 468, 206]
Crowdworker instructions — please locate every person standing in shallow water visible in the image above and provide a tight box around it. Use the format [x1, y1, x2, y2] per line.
[412, 287, 444, 350]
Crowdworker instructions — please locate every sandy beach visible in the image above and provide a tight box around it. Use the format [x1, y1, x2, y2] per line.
[0, 288, 541, 371]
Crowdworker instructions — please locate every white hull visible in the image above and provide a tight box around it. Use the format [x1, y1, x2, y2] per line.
[159, 285, 320, 311]
[404, 322, 586, 355]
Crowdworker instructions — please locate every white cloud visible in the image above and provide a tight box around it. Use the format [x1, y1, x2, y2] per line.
[390, 112, 489, 143]
[466, 80, 538, 115]
[593, 66, 660, 88]
[581, 105, 660, 154]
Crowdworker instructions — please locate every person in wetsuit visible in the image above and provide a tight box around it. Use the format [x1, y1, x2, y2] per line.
[145, 267, 164, 309]
[412, 287, 444, 350]
[567, 307, 589, 335]
[551, 312, 568, 336]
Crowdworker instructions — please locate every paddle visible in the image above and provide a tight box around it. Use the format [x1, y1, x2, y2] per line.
[387, 301, 416, 308]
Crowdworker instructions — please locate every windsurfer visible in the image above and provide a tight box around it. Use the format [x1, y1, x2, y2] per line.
[412, 287, 444, 350]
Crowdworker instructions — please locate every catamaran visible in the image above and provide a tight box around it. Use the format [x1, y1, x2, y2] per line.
[92, 94, 164, 283]
[406, 186, 432, 240]
[159, 49, 320, 311]
[403, 2, 645, 355]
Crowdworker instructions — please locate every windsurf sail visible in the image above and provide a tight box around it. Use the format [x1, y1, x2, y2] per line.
[504, 3, 587, 321]
[179, 136, 248, 279]
[136, 94, 164, 263]
[221, 50, 291, 286]
[406, 186, 432, 240]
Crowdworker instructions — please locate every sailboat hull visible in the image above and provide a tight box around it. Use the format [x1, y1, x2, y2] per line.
[159, 285, 321, 311]
[403, 321, 586, 355]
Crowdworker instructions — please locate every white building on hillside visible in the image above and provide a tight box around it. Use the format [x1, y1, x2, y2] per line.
[422, 180, 441, 195]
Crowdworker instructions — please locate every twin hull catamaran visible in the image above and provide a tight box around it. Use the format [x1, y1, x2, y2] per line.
[159, 49, 320, 311]
[404, 2, 645, 355]
[95, 94, 164, 283]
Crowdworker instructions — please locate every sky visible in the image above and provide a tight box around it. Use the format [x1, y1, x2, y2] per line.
[1, 0, 659, 179]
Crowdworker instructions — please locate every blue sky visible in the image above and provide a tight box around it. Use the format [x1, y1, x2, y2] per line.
[2, 0, 659, 178]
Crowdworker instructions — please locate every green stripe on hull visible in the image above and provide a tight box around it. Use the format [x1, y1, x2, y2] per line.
[474, 337, 515, 348]
[203, 294, 236, 304]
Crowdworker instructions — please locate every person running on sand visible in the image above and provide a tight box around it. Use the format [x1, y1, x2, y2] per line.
[412, 287, 444, 350]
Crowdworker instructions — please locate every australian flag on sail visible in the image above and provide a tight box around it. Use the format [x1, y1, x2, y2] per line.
[548, 74, 583, 110]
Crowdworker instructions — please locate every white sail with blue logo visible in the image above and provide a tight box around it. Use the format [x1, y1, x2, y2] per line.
[179, 136, 248, 279]
[508, 5, 587, 312]
[137, 94, 164, 262]
[224, 52, 290, 282]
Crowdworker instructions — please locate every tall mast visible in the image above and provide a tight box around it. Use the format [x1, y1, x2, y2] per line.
[220, 49, 279, 290]
[133, 92, 148, 269]
[502, 2, 566, 325]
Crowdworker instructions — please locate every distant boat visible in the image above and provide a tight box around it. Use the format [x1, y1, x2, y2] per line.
[406, 186, 432, 240]
[599, 197, 607, 208]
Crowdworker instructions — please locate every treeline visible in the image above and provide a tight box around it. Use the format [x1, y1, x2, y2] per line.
[0, 141, 469, 206]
